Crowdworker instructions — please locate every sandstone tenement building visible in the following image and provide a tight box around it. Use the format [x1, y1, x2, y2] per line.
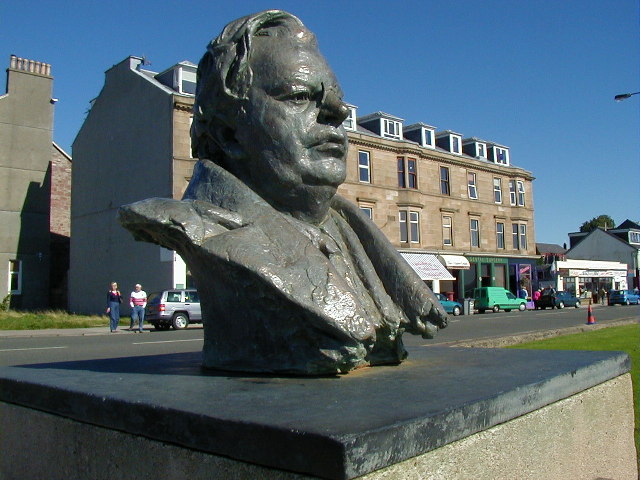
[70, 56, 536, 313]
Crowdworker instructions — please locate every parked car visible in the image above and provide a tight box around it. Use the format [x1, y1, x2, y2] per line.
[608, 289, 640, 306]
[536, 291, 581, 309]
[435, 293, 462, 316]
[473, 287, 526, 313]
[145, 289, 202, 330]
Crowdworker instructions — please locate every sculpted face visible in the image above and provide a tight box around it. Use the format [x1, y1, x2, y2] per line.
[232, 26, 350, 220]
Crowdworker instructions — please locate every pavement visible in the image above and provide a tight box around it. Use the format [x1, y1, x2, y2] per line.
[0, 326, 151, 338]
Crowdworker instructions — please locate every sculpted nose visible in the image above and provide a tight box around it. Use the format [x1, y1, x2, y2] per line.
[319, 86, 349, 126]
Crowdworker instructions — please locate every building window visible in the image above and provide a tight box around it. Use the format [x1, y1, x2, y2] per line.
[423, 128, 434, 147]
[467, 172, 478, 199]
[440, 166, 450, 195]
[383, 119, 402, 139]
[477, 143, 486, 158]
[519, 224, 528, 250]
[629, 232, 640, 244]
[400, 210, 420, 243]
[358, 151, 371, 183]
[342, 106, 357, 130]
[452, 136, 461, 154]
[517, 181, 526, 206]
[359, 206, 373, 220]
[8, 260, 21, 295]
[493, 178, 502, 204]
[512, 223, 519, 249]
[495, 147, 509, 165]
[398, 157, 417, 189]
[496, 222, 505, 249]
[442, 216, 453, 246]
[509, 180, 517, 205]
[470, 219, 480, 247]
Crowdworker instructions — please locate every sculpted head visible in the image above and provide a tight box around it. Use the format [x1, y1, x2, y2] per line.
[192, 10, 350, 222]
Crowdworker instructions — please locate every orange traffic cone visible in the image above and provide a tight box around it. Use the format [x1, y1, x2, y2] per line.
[586, 302, 596, 325]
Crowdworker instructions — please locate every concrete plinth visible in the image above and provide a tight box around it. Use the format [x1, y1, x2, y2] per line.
[0, 347, 636, 480]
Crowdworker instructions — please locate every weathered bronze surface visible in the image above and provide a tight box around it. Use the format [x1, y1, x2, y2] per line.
[119, 10, 447, 375]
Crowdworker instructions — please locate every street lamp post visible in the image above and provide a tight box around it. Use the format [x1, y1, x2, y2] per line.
[614, 91, 640, 102]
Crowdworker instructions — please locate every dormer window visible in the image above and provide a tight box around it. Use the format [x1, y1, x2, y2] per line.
[495, 147, 508, 164]
[452, 136, 460, 154]
[629, 231, 640, 244]
[436, 131, 463, 155]
[403, 123, 436, 148]
[358, 112, 404, 140]
[383, 118, 402, 139]
[477, 143, 486, 158]
[154, 61, 197, 95]
[423, 128, 434, 147]
[488, 144, 510, 165]
[462, 138, 487, 158]
[342, 105, 357, 131]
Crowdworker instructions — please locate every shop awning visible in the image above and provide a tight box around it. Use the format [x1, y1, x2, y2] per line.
[401, 253, 455, 281]
[437, 255, 470, 269]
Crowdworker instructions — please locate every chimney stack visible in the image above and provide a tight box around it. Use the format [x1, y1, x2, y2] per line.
[9, 54, 51, 76]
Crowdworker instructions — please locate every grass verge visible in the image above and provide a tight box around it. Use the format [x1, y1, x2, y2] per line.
[508, 324, 639, 468]
[0, 310, 108, 330]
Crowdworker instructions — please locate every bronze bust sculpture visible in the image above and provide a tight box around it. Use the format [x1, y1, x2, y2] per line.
[119, 10, 447, 375]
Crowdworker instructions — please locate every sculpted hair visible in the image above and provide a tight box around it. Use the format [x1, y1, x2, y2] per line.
[191, 10, 305, 163]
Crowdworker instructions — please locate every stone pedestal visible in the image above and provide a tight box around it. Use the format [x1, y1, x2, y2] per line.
[0, 347, 636, 479]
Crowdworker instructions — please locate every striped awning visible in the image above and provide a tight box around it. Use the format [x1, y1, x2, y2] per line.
[401, 253, 455, 281]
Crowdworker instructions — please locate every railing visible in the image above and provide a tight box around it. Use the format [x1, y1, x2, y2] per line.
[9, 55, 51, 76]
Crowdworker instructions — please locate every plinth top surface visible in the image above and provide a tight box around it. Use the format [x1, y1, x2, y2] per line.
[0, 346, 629, 479]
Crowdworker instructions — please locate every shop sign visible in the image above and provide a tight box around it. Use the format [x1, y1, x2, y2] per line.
[567, 269, 626, 278]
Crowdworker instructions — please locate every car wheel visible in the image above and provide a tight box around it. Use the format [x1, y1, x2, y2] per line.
[492, 305, 500, 313]
[557, 301, 565, 309]
[575, 300, 581, 308]
[518, 303, 526, 311]
[452, 306, 461, 316]
[171, 313, 189, 330]
[624, 299, 630, 305]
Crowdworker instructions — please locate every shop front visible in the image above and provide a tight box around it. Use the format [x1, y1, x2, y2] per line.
[554, 259, 628, 302]
[508, 259, 538, 298]
[459, 256, 509, 300]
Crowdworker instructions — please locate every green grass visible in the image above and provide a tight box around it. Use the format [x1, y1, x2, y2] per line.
[0, 310, 108, 330]
[509, 324, 639, 466]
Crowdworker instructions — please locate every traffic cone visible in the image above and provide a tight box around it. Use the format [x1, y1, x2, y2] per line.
[586, 302, 596, 325]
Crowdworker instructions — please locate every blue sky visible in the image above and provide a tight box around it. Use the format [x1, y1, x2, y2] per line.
[3, 0, 638, 245]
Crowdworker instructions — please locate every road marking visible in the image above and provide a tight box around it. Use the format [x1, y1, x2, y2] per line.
[0, 346, 68, 352]
[132, 339, 203, 345]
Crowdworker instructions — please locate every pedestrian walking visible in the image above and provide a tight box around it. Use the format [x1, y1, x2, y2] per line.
[129, 284, 147, 332]
[106, 282, 122, 332]
[599, 287, 607, 305]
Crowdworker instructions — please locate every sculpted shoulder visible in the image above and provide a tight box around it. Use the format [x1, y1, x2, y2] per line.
[118, 198, 244, 249]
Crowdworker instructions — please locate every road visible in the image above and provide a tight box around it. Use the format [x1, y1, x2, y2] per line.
[0, 304, 637, 367]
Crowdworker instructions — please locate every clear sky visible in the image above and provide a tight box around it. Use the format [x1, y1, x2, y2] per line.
[3, 0, 638, 246]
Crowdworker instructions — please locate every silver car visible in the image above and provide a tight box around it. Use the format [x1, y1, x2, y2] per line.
[145, 289, 202, 330]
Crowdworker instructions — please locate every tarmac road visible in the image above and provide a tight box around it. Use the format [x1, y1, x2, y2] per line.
[0, 303, 637, 367]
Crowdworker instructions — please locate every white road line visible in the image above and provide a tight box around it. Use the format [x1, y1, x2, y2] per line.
[132, 339, 203, 345]
[0, 346, 68, 352]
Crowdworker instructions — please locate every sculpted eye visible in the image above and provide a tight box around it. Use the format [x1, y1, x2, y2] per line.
[287, 91, 312, 104]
